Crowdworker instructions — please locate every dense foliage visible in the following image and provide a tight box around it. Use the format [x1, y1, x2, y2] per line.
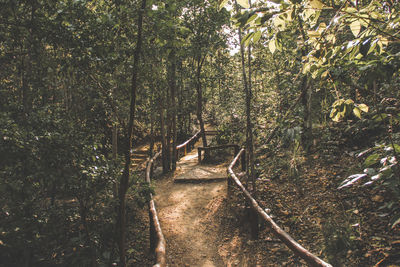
[0, 0, 229, 265]
[1, 0, 399, 265]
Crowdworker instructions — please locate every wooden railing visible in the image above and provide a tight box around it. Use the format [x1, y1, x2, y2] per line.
[145, 151, 166, 267]
[228, 148, 332, 267]
[145, 130, 206, 266]
[175, 130, 201, 159]
[197, 144, 244, 167]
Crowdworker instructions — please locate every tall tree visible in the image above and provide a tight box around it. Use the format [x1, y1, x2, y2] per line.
[117, 0, 147, 265]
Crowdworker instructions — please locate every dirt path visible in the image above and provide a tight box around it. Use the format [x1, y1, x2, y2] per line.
[152, 145, 285, 267]
[151, 133, 290, 267]
[154, 176, 227, 266]
[153, 132, 229, 266]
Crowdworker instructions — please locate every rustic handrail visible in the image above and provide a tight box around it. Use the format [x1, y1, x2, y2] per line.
[228, 148, 332, 267]
[145, 130, 204, 266]
[197, 144, 243, 166]
[176, 130, 201, 149]
[175, 130, 201, 159]
[145, 151, 166, 267]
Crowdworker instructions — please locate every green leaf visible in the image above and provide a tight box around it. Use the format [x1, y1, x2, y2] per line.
[353, 107, 362, 119]
[350, 20, 361, 37]
[246, 14, 258, 25]
[367, 39, 378, 55]
[332, 99, 345, 107]
[393, 144, 400, 153]
[357, 103, 369, 112]
[373, 113, 387, 122]
[332, 113, 341, 122]
[244, 33, 254, 46]
[303, 8, 315, 20]
[344, 7, 357, 13]
[364, 153, 380, 167]
[241, 32, 254, 46]
[273, 15, 286, 30]
[237, 0, 250, 9]
[269, 39, 276, 54]
[253, 31, 262, 43]
[307, 30, 320, 38]
[329, 108, 337, 118]
[310, 0, 324, 9]
[218, 0, 229, 10]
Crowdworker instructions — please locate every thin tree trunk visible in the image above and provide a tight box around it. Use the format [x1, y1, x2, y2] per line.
[247, 30, 255, 194]
[196, 55, 208, 149]
[117, 0, 146, 265]
[160, 104, 168, 173]
[112, 122, 118, 160]
[150, 109, 155, 158]
[235, 0, 259, 238]
[168, 50, 177, 170]
[149, 107, 155, 178]
[166, 85, 172, 171]
[235, 0, 252, 187]
[112, 118, 118, 197]
[178, 61, 184, 137]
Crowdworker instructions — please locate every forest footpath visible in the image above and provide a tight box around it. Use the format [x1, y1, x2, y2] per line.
[150, 134, 295, 267]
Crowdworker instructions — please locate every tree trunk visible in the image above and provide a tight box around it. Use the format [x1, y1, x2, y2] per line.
[159, 104, 168, 173]
[235, 0, 254, 190]
[117, 0, 146, 265]
[196, 55, 207, 150]
[246, 33, 255, 193]
[112, 119, 118, 197]
[178, 61, 184, 137]
[168, 49, 177, 170]
[112, 122, 118, 160]
[150, 110, 155, 158]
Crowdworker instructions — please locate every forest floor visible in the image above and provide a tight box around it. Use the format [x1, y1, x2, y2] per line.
[253, 126, 400, 267]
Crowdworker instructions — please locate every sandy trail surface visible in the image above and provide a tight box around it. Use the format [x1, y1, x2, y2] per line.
[154, 176, 227, 267]
[153, 131, 230, 266]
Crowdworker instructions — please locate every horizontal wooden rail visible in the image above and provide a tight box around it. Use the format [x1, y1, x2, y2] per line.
[197, 144, 244, 167]
[145, 151, 166, 267]
[145, 130, 204, 266]
[176, 130, 201, 159]
[176, 130, 201, 149]
[204, 130, 218, 135]
[228, 148, 332, 267]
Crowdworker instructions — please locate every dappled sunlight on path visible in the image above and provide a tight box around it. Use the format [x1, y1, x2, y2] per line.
[153, 132, 228, 266]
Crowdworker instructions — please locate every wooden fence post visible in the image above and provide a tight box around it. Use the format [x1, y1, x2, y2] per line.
[149, 208, 155, 251]
[241, 149, 246, 172]
[249, 208, 259, 240]
[198, 148, 202, 163]
[227, 173, 232, 199]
